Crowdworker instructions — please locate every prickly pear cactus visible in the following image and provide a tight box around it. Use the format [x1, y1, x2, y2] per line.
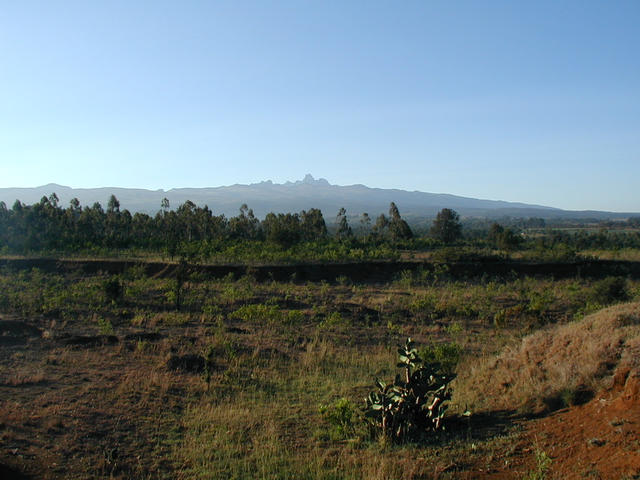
[364, 338, 455, 442]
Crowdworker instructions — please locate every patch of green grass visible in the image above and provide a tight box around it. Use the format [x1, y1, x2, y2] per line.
[97, 316, 115, 335]
[154, 311, 192, 326]
[230, 303, 283, 323]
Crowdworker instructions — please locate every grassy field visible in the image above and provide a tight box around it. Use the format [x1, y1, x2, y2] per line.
[1, 262, 639, 479]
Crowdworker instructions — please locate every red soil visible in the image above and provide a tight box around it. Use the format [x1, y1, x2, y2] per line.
[524, 367, 640, 479]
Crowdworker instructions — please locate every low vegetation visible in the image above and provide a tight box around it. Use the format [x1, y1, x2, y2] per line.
[1, 243, 639, 478]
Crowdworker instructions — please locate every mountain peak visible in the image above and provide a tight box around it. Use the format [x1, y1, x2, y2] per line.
[300, 174, 330, 186]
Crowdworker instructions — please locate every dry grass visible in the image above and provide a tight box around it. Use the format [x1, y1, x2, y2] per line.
[456, 302, 640, 414]
[1, 368, 46, 387]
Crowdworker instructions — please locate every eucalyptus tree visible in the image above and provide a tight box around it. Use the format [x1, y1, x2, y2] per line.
[335, 207, 352, 240]
[229, 204, 260, 240]
[357, 212, 372, 238]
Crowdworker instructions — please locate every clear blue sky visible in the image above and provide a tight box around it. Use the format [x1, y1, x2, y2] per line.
[1, 1, 639, 211]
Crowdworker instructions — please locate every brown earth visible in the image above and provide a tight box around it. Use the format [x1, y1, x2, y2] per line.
[470, 367, 640, 479]
[522, 367, 640, 480]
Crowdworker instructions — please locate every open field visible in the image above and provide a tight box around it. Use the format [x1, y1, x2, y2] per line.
[1, 260, 640, 479]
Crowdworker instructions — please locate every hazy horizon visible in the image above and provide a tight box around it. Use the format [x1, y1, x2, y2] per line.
[1, 1, 639, 211]
[3, 174, 640, 217]
[0, 173, 638, 214]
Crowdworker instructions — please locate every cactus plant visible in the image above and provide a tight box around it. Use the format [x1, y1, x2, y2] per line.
[364, 338, 455, 442]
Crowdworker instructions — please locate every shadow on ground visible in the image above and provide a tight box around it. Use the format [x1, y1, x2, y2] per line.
[444, 410, 520, 442]
[0, 464, 31, 480]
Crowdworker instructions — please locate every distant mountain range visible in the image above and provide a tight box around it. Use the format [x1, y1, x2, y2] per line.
[0, 175, 635, 220]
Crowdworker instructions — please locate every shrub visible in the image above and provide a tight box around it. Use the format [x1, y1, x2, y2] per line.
[103, 277, 123, 304]
[524, 449, 552, 480]
[420, 341, 462, 375]
[319, 397, 356, 440]
[97, 317, 114, 335]
[408, 294, 438, 321]
[283, 309, 305, 325]
[318, 311, 348, 330]
[364, 338, 455, 443]
[527, 289, 554, 316]
[589, 277, 629, 306]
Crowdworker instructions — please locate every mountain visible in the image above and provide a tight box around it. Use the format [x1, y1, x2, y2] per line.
[0, 176, 635, 220]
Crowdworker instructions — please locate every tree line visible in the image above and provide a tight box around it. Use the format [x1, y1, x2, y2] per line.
[0, 194, 422, 255]
[1, 193, 639, 257]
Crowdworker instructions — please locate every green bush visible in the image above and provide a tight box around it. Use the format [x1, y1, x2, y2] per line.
[419, 341, 462, 375]
[319, 397, 356, 441]
[318, 311, 348, 330]
[364, 338, 454, 443]
[527, 289, 554, 316]
[97, 317, 114, 335]
[589, 277, 629, 306]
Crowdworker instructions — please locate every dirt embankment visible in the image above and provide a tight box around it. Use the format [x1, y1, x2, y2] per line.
[463, 302, 640, 479]
[2, 257, 640, 283]
[522, 366, 640, 480]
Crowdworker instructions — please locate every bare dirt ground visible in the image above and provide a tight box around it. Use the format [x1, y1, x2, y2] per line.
[465, 367, 640, 480]
[521, 367, 640, 480]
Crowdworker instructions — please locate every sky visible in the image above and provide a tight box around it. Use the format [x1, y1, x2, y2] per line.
[1, 1, 639, 212]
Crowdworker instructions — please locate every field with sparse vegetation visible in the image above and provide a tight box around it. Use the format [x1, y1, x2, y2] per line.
[1, 254, 640, 479]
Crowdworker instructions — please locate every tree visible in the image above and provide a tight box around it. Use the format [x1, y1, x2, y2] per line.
[69, 198, 81, 212]
[106, 195, 122, 247]
[335, 208, 352, 240]
[48, 193, 59, 208]
[430, 208, 462, 244]
[372, 214, 389, 240]
[388, 202, 413, 241]
[229, 204, 260, 240]
[161, 198, 170, 218]
[488, 222, 520, 251]
[488, 222, 504, 244]
[262, 212, 301, 248]
[359, 212, 371, 237]
[177, 201, 197, 242]
[107, 195, 120, 214]
[300, 208, 327, 241]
